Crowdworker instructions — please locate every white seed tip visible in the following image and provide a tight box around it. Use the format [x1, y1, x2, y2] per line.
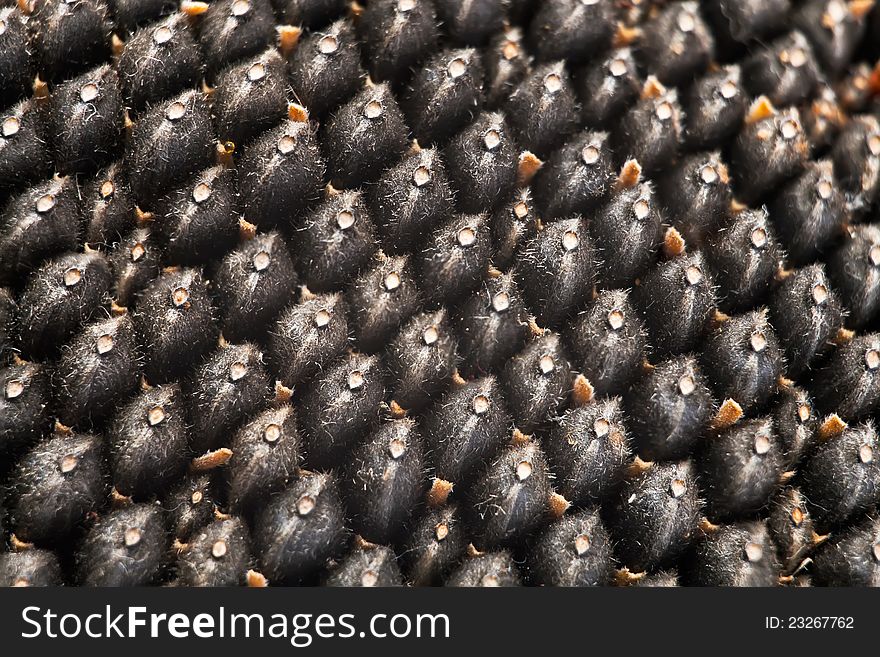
[147, 405, 165, 426]
[515, 460, 532, 481]
[412, 165, 432, 187]
[130, 242, 146, 262]
[827, 0, 847, 22]
[685, 265, 703, 285]
[492, 292, 510, 312]
[593, 418, 610, 437]
[264, 423, 281, 443]
[678, 375, 695, 396]
[435, 522, 449, 541]
[700, 164, 718, 184]
[348, 369, 365, 390]
[866, 349, 880, 370]
[171, 286, 190, 307]
[5, 379, 24, 399]
[447, 57, 467, 79]
[562, 230, 579, 251]
[153, 25, 173, 44]
[720, 80, 738, 99]
[229, 361, 248, 381]
[1, 116, 20, 138]
[60, 454, 78, 473]
[79, 82, 99, 103]
[336, 209, 355, 229]
[780, 119, 799, 140]
[472, 393, 490, 415]
[750, 227, 767, 248]
[96, 333, 114, 355]
[124, 527, 142, 547]
[383, 271, 401, 291]
[247, 62, 266, 82]
[858, 443, 873, 464]
[192, 182, 212, 203]
[678, 10, 696, 32]
[63, 267, 82, 287]
[100, 180, 115, 198]
[609, 58, 627, 77]
[754, 434, 771, 455]
[231, 0, 250, 16]
[633, 199, 650, 220]
[211, 540, 228, 558]
[252, 250, 271, 271]
[277, 135, 296, 154]
[670, 478, 687, 498]
[797, 403, 811, 423]
[165, 101, 186, 121]
[314, 309, 331, 328]
[361, 570, 378, 587]
[457, 226, 477, 247]
[812, 283, 828, 305]
[483, 129, 501, 151]
[35, 194, 56, 213]
[389, 438, 407, 459]
[607, 309, 625, 330]
[544, 73, 562, 93]
[364, 99, 383, 119]
[318, 34, 339, 54]
[655, 102, 673, 121]
[422, 326, 439, 345]
[538, 354, 555, 374]
[750, 332, 767, 353]
[581, 145, 600, 165]
[744, 541, 763, 563]
[788, 48, 807, 68]
[574, 534, 591, 555]
[297, 495, 315, 516]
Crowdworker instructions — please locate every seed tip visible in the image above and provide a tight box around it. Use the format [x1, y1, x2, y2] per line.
[817, 414, 847, 441]
[712, 399, 744, 430]
[511, 428, 531, 446]
[517, 151, 542, 186]
[288, 103, 309, 123]
[180, 0, 209, 17]
[663, 227, 686, 258]
[571, 374, 594, 407]
[427, 478, 454, 507]
[190, 448, 234, 472]
[641, 75, 666, 99]
[626, 456, 654, 478]
[389, 400, 407, 418]
[612, 22, 640, 48]
[246, 570, 269, 587]
[238, 218, 257, 241]
[617, 159, 642, 189]
[746, 96, 777, 124]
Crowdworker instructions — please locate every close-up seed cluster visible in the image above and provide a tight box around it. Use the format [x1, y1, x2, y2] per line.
[2, 0, 880, 587]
